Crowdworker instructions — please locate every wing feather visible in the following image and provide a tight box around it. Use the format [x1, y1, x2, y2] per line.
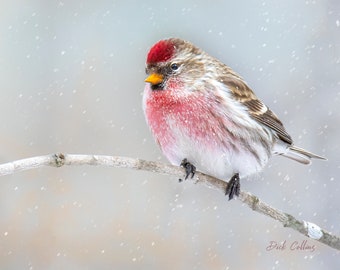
[219, 73, 293, 145]
[244, 99, 293, 144]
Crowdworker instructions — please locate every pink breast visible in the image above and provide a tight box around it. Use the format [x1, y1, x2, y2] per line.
[144, 88, 234, 151]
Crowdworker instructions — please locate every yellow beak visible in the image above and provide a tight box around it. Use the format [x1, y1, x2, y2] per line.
[145, 73, 164, 85]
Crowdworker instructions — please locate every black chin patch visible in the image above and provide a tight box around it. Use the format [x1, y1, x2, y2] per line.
[151, 83, 164, 91]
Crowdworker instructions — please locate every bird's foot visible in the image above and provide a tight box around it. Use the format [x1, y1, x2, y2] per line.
[179, 158, 196, 182]
[225, 173, 240, 200]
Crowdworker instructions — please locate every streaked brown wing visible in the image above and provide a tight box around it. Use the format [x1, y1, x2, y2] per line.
[247, 100, 293, 145]
[220, 73, 293, 145]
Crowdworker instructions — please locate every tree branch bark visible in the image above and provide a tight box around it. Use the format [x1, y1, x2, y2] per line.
[0, 153, 338, 250]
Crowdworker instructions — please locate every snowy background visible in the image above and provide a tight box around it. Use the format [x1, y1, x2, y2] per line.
[0, 0, 339, 269]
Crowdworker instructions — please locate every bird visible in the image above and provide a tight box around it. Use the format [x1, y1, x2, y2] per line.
[142, 38, 326, 200]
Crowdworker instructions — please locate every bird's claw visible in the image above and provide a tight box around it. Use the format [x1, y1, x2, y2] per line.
[179, 158, 196, 182]
[225, 173, 240, 200]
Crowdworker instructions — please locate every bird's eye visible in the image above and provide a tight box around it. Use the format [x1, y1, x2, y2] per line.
[170, 63, 179, 71]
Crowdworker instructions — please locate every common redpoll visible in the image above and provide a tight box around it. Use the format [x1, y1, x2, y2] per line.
[143, 38, 325, 200]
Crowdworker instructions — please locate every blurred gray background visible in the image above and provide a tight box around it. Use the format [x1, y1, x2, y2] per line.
[0, 0, 339, 269]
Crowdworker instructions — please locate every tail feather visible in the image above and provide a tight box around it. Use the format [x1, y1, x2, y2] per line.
[280, 145, 326, 165]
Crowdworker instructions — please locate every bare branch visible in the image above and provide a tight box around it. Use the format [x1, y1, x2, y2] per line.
[0, 153, 339, 250]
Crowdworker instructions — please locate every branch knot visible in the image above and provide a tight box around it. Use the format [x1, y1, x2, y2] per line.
[53, 153, 65, 167]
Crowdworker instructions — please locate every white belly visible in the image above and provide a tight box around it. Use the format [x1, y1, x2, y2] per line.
[162, 121, 269, 180]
